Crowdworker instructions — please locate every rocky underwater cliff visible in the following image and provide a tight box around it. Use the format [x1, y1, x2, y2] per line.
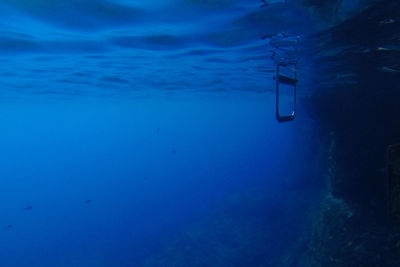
[303, 0, 400, 266]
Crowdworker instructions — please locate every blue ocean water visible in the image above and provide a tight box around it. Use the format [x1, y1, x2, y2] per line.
[0, 0, 379, 266]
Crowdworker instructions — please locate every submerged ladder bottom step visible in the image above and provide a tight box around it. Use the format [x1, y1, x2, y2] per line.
[278, 75, 298, 85]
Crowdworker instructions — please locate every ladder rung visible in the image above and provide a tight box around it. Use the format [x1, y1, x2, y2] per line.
[279, 75, 298, 85]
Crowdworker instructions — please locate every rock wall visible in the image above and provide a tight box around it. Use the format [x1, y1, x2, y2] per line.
[303, 0, 400, 265]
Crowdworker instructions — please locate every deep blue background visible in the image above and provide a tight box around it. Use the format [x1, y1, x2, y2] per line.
[0, 0, 363, 266]
[0, 95, 307, 266]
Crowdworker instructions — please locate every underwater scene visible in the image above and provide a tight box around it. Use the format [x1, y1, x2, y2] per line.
[0, 0, 399, 266]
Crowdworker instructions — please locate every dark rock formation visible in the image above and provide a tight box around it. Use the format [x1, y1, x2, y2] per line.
[303, 0, 400, 265]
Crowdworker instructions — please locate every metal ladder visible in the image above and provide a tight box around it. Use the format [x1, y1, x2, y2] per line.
[275, 62, 298, 122]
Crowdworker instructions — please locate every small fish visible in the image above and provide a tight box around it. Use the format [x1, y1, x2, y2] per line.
[6, 224, 12, 229]
[378, 66, 400, 73]
[85, 200, 91, 204]
[155, 128, 160, 134]
[380, 18, 396, 25]
[171, 150, 177, 154]
[376, 47, 389, 51]
[261, 33, 276, 40]
[24, 206, 33, 211]
[376, 45, 400, 52]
